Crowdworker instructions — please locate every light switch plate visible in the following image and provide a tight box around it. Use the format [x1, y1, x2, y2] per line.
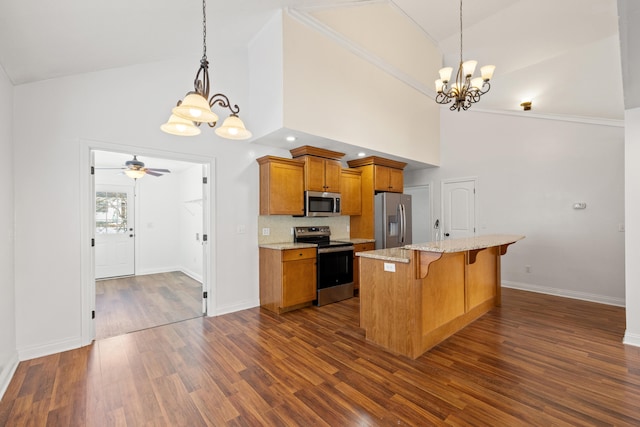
[384, 262, 396, 272]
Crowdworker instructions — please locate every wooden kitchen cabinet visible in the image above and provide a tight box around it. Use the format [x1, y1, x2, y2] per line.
[347, 156, 407, 239]
[290, 146, 344, 193]
[352, 241, 375, 291]
[256, 156, 305, 216]
[340, 168, 362, 215]
[260, 247, 317, 314]
[373, 165, 404, 193]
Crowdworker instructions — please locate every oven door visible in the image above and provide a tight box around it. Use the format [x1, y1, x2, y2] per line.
[317, 246, 354, 289]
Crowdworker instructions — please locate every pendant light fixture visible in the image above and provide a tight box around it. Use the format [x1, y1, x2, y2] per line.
[161, 0, 252, 140]
[435, 0, 495, 111]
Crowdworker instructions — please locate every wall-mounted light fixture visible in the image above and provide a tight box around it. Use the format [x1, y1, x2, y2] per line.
[161, 0, 252, 140]
[520, 101, 532, 111]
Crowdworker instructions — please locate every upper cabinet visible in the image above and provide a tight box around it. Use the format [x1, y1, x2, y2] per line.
[373, 165, 404, 193]
[340, 168, 362, 216]
[257, 156, 305, 216]
[290, 146, 344, 193]
[347, 156, 407, 193]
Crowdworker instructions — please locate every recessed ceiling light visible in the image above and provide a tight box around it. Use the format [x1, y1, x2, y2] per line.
[286, 136, 296, 142]
[357, 152, 366, 157]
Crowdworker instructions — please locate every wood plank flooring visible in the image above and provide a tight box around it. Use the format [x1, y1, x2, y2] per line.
[95, 271, 202, 340]
[2, 288, 640, 426]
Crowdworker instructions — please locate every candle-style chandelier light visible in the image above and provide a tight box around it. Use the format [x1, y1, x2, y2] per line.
[161, 0, 252, 139]
[435, 0, 495, 111]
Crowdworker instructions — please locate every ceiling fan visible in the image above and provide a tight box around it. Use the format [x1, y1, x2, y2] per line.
[98, 155, 171, 179]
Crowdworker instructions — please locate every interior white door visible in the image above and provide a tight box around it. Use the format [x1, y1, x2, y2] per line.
[95, 184, 135, 279]
[442, 179, 476, 239]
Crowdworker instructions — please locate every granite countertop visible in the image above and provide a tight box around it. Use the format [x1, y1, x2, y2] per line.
[260, 238, 375, 250]
[259, 242, 317, 250]
[356, 234, 525, 262]
[404, 234, 525, 253]
[356, 247, 412, 263]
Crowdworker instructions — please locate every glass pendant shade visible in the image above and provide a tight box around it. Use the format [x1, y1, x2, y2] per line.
[214, 115, 252, 140]
[481, 65, 496, 81]
[160, 114, 201, 136]
[173, 93, 219, 123]
[438, 67, 453, 82]
[435, 79, 444, 93]
[462, 60, 477, 77]
[470, 77, 484, 90]
[124, 169, 146, 179]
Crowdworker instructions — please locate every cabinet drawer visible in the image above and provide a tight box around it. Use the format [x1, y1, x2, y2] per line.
[282, 248, 317, 261]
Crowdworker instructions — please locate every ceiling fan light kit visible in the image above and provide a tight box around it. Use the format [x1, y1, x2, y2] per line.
[161, 0, 252, 140]
[435, 0, 495, 111]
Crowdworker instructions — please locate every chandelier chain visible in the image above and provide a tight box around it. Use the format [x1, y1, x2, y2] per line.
[202, 0, 207, 60]
[459, 0, 463, 64]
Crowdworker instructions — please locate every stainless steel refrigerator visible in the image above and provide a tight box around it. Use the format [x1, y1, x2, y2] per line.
[374, 192, 412, 249]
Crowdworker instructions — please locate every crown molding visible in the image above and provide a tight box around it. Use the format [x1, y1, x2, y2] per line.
[287, 5, 625, 129]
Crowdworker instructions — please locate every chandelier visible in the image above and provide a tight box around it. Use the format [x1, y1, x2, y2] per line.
[435, 0, 495, 111]
[161, 0, 252, 140]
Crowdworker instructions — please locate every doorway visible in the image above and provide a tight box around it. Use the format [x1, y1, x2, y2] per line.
[442, 178, 477, 239]
[82, 146, 213, 342]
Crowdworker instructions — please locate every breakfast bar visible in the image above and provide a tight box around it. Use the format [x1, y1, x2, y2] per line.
[357, 234, 524, 359]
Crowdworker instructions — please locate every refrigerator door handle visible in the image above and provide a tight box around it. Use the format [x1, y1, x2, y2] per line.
[399, 203, 405, 243]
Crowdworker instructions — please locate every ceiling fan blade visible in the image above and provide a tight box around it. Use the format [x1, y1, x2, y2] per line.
[146, 168, 171, 173]
[145, 170, 163, 177]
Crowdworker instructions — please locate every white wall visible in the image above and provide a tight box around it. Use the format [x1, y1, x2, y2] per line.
[625, 107, 640, 344]
[0, 65, 17, 397]
[12, 53, 278, 358]
[405, 111, 625, 305]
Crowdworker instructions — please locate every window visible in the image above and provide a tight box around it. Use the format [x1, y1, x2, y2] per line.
[95, 191, 128, 234]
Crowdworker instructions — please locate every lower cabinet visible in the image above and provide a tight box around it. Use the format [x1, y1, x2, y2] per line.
[353, 242, 375, 292]
[259, 247, 317, 314]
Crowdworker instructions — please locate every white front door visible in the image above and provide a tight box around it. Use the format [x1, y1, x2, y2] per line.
[442, 179, 476, 239]
[95, 185, 135, 279]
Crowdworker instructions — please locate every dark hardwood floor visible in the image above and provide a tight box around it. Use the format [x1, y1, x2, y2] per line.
[95, 271, 203, 340]
[1, 288, 639, 426]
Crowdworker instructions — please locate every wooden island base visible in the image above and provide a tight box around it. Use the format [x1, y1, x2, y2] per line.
[358, 235, 523, 359]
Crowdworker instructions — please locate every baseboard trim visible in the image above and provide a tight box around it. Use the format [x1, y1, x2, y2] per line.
[623, 331, 640, 348]
[0, 351, 19, 401]
[180, 268, 203, 283]
[17, 337, 83, 362]
[502, 280, 625, 307]
[212, 298, 260, 317]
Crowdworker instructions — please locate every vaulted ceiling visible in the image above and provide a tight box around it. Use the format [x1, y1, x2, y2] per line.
[0, 0, 635, 122]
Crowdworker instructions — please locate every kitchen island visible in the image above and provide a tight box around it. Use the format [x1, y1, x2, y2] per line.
[357, 234, 524, 359]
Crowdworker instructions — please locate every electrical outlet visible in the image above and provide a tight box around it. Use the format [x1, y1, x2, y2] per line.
[383, 263, 396, 272]
[525, 265, 531, 273]
[237, 225, 246, 234]
[262, 228, 270, 236]
[619, 223, 625, 232]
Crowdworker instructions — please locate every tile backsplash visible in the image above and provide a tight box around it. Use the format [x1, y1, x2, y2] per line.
[258, 215, 350, 244]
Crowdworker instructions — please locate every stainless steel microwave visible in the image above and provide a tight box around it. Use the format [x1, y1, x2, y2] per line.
[304, 191, 341, 217]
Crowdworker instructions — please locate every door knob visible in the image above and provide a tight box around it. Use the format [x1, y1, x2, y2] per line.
[444, 233, 450, 237]
[129, 234, 134, 237]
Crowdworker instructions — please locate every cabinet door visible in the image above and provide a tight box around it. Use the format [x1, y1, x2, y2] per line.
[373, 165, 390, 192]
[323, 159, 342, 193]
[388, 168, 404, 192]
[304, 156, 327, 192]
[340, 169, 362, 215]
[259, 158, 304, 215]
[282, 258, 317, 307]
[353, 242, 375, 290]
